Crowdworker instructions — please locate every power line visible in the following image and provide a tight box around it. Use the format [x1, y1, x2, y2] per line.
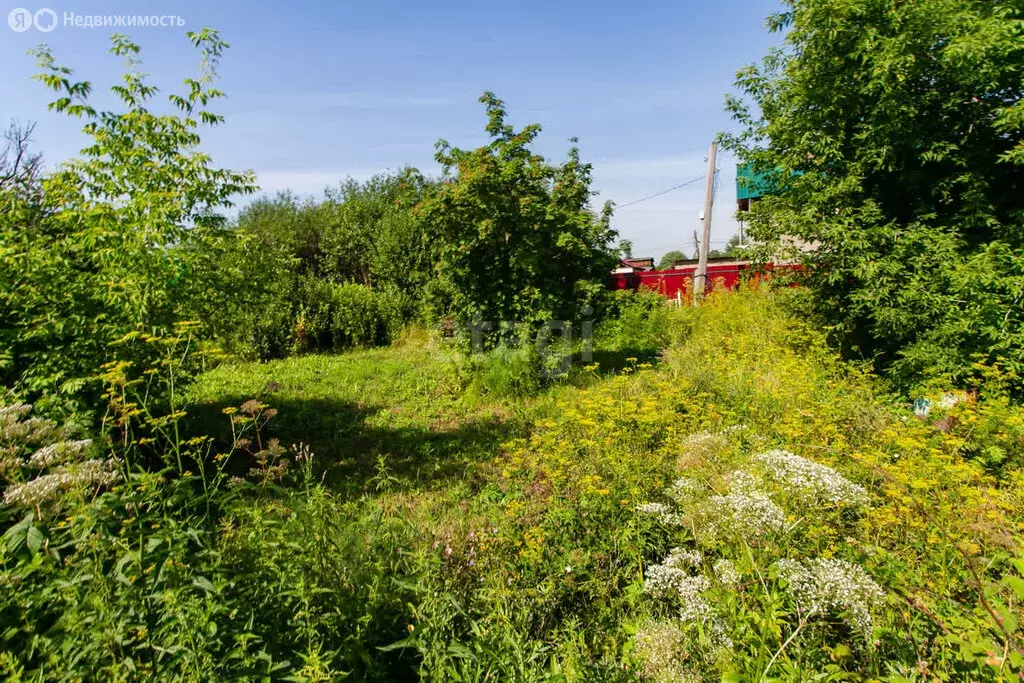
[614, 174, 705, 209]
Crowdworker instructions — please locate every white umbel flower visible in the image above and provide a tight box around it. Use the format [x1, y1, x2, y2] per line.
[712, 559, 740, 586]
[4, 458, 119, 509]
[754, 450, 870, 508]
[665, 476, 703, 505]
[705, 473, 786, 538]
[663, 547, 704, 570]
[773, 557, 884, 636]
[636, 502, 684, 526]
[27, 439, 93, 469]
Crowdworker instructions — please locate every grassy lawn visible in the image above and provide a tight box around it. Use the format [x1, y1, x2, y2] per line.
[188, 337, 534, 497]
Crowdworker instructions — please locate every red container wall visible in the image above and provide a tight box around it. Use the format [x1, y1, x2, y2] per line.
[609, 262, 800, 296]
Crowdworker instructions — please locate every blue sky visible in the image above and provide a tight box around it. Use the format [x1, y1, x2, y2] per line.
[2, 0, 783, 260]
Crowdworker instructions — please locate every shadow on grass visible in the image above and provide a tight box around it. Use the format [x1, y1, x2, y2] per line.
[582, 347, 661, 373]
[185, 392, 523, 498]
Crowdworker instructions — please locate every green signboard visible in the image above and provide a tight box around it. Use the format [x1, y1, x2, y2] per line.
[736, 163, 777, 201]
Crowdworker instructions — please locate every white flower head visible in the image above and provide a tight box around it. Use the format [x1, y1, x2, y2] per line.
[704, 473, 786, 538]
[665, 476, 703, 505]
[636, 501, 684, 526]
[754, 450, 870, 509]
[27, 439, 93, 470]
[4, 458, 119, 509]
[663, 546, 704, 570]
[774, 557, 884, 636]
[713, 559, 740, 587]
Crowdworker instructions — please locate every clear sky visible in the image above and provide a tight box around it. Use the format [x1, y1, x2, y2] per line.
[2, 0, 783, 260]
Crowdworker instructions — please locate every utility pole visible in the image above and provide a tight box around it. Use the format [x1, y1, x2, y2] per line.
[694, 140, 718, 301]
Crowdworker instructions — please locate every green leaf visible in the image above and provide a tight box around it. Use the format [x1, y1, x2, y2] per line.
[192, 576, 216, 594]
[25, 525, 44, 554]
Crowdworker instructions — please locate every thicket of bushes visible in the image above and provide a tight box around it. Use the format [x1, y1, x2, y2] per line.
[727, 0, 1024, 395]
[224, 94, 620, 363]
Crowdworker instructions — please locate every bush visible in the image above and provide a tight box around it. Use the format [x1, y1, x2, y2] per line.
[330, 282, 387, 349]
[726, 0, 1024, 394]
[0, 32, 255, 408]
[596, 288, 678, 353]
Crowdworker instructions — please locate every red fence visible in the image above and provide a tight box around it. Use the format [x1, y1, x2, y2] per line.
[610, 260, 800, 300]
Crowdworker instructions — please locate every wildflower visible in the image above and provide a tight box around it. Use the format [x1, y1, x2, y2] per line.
[644, 565, 711, 618]
[705, 473, 786, 538]
[773, 557, 884, 636]
[0, 408, 64, 447]
[27, 439, 92, 469]
[564, 565, 572, 574]
[0, 447, 19, 477]
[663, 547, 703, 570]
[707, 617, 734, 650]
[0, 403, 32, 421]
[4, 458, 119, 510]
[634, 620, 691, 682]
[238, 399, 266, 416]
[754, 450, 870, 508]
[665, 476, 702, 505]
[938, 392, 965, 409]
[712, 559, 740, 586]
[292, 442, 314, 463]
[636, 502, 684, 526]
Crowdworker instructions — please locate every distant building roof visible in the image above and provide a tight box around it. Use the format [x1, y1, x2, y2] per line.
[622, 257, 655, 270]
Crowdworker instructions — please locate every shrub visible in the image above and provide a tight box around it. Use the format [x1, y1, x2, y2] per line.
[0, 31, 255, 408]
[420, 92, 619, 346]
[596, 289, 678, 353]
[330, 282, 386, 349]
[726, 0, 1024, 393]
[465, 343, 543, 399]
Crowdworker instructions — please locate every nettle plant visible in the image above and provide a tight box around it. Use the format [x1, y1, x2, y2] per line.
[2, 29, 255, 402]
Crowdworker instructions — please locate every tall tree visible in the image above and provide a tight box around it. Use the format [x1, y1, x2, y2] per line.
[726, 0, 1024, 390]
[421, 93, 618, 343]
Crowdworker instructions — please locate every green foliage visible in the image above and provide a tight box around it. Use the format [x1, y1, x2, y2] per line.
[465, 343, 544, 400]
[656, 250, 688, 270]
[226, 170, 432, 359]
[0, 30, 255, 407]
[725, 0, 1024, 392]
[4, 287, 1023, 680]
[421, 92, 619, 344]
[292, 279, 411, 354]
[596, 288, 678, 354]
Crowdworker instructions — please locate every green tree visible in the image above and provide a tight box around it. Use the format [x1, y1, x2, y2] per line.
[708, 234, 743, 259]
[726, 0, 1024, 390]
[657, 249, 688, 269]
[421, 92, 618, 343]
[0, 30, 255, 403]
[618, 239, 634, 260]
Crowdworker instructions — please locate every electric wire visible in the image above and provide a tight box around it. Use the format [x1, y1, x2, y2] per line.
[614, 174, 705, 209]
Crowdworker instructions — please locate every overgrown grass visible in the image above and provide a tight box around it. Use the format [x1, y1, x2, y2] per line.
[3, 287, 1022, 680]
[187, 334, 523, 497]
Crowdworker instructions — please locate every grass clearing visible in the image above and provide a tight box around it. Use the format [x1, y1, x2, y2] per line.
[179, 286, 1024, 679]
[188, 336, 528, 497]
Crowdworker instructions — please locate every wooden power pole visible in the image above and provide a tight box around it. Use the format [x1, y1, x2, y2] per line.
[694, 140, 718, 300]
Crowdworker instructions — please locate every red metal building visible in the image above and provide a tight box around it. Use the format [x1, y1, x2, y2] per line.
[610, 257, 799, 300]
